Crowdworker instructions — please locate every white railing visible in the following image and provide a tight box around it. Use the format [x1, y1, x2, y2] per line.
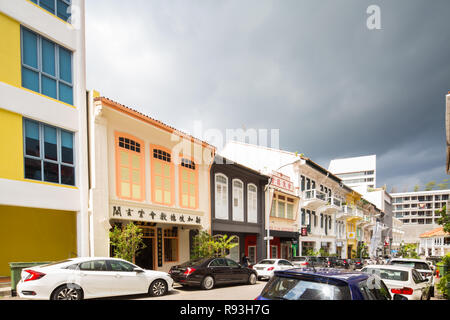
[303, 189, 327, 202]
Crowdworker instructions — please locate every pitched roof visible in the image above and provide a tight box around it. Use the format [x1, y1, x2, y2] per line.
[419, 227, 449, 238]
[95, 96, 216, 151]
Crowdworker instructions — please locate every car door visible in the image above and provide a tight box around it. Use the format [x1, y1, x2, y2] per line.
[225, 258, 248, 283]
[411, 269, 428, 300]
[107, 259, 148, 296]
[278, 260, 295, 270]
[76, 260, 114, 298]
[208, 258, 231, 284]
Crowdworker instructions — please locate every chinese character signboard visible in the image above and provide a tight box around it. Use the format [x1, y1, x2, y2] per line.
[110, 203, 202, 227]
[300, 227, 308, 237]
[270, 171, 295, 194]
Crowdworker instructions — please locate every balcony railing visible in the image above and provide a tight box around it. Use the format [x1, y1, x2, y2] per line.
[302, 189, 327, 209]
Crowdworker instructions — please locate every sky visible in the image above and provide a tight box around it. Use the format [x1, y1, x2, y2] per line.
[85, 0, 450, 193]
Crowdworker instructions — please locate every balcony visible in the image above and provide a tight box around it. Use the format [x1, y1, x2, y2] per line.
[322, 196, 343, 214]
[336, 205, 354, 220]
[302, 189, 327, 210]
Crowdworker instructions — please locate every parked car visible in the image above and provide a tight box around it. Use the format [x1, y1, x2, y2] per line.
[388, 258, 435, 297]
[326, 256, 339, 268]
[169, 257, 257, 290]
[352, 258, 364, 269]
[290, 256, 307, 268]
[252, 259, 295, 280]
[335, 258, 351, 269]
[16, 257, 174, 300]
[255, 268, 395, 300]
[361, 265, 432, 300]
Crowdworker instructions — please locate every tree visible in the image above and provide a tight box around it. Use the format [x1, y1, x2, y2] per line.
[424, 181, 436, 191]
[357, 242, 369, 258]
[437, 205, 450, 234]
[437, 179, 449, 190]
[305, 248, 319, 257]
[109, 222, 146, 264]
[191, 231, 239, 259]
[414, 184, 420, 192]
[398, 243, 419, 259]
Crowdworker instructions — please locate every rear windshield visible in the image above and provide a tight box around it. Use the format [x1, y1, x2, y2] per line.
[390, 261, 430, 270]
[292, 257, 306, 262]
[260, 276, 351, 300]
[40, 260, 73, 267]
[258, 260, 276, 265]
[363, 268, 409, 282]
[179, 258, 210, 267]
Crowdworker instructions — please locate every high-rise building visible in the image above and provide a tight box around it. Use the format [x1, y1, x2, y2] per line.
[391, 190, 449, 244]
[0, 1, 88, 277]
[328, 155, 376, 193]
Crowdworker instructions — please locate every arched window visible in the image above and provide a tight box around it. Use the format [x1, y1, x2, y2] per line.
[115, 133, 145, 201]
[151, 146, 174, 205]
[179, 158, 198, 209]
[232, 179, 244, 222]
[215, 174, 229, 220]
[247, 184, 258, 223]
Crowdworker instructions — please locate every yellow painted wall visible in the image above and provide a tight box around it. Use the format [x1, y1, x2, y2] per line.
[0, 206, 77, 276]
[0, 13, 21, 87]
[0, 108, 23, 181]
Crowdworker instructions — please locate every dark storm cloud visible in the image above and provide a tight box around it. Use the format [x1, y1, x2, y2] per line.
[85, 0, 450, 191]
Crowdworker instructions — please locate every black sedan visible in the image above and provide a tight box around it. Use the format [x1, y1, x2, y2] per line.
[169, 257, 258, 290]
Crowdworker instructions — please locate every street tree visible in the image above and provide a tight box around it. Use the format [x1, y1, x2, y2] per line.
[109, 222, 146, 264]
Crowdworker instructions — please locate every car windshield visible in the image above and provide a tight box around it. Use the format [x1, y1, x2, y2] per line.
[362, 268, 409, 282]
[390, 261, 429, 270]
[258, 260, 276, 265]
[260, 276, 351, 300]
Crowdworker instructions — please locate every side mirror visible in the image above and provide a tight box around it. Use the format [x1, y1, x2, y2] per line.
[393, 294, 408, 301]
[133, 268, 145, 273]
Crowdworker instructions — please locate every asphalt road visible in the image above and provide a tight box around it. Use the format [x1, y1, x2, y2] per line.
[100, 281, 268, 300]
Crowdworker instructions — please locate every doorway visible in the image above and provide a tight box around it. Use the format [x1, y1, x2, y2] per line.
[135, 227, 156, 270]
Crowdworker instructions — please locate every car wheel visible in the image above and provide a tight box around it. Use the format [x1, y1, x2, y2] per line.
[201, 276, 215, 290]
[51, 284, 83, 301]
[149, 279, 168, 297]
[248, 273, 257, 285]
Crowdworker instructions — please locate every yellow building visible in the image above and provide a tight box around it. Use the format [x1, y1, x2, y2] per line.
[0, 1, 88, 276]
[345, 191, 363, 259]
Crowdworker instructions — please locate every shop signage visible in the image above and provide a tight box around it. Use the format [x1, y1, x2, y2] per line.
[110, 204, 202, 226]
[157, 228, 163, 267]
[348, 232, 356, 239]
[336, 241, 343, 247]
[270, 171, 294, 193]
[300, 227, 308, 237]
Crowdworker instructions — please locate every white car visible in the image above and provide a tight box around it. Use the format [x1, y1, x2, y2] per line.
[361, 265, 432, 300]
[388, 258, 435, 296]
[252, 259, 295, 280]
[16, 257, 174, 300]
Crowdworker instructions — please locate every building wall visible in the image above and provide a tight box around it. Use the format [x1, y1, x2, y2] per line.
[0, 0, 89, 262]
[0, 205, 77, 276]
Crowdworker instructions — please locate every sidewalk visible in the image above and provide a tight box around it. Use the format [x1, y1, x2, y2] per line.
[0, 277, 11, 298]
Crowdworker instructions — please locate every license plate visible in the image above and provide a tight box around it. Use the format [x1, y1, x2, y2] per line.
[256, 267, 265, 270]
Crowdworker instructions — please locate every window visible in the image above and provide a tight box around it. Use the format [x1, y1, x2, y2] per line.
[247, 184, 258, 223]
[215, 174, 229, 220]
[21, 27, 73, 104]
[209, 258, 227, 267]
[232, 179, 244, 222]
[179, 158, 198, 209]
[29, 0, 72, 22]
[226, 259, 240, 268]
[23, 119, 75, 186]
[151, 147, 174, 205]
[301, 209, 306, 225]
[79, 260, 108, 271]
[115, 134, 144, 201]
[272, 194, 296, 220]
[108, 260, 135, 272]
[164, 229, 178, 262]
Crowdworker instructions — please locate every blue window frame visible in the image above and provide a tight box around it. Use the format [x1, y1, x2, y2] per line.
[23, 118, 75, 186]
[21, 27, 73, 105]
[29, 0, 72, 23]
